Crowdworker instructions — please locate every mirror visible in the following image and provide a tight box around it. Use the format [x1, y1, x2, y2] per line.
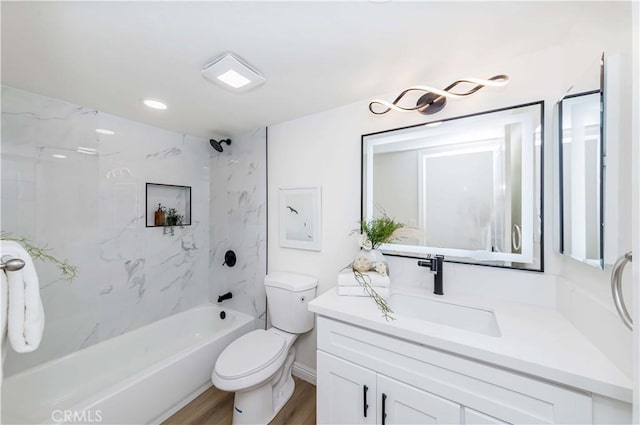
[559, 91, 603, 267]
[558, 56, 604, 268]
[362, 102, 544, 271]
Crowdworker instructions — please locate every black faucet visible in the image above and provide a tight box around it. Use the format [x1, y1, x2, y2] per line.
[417, 255, 444, 295]
[217, 292, 233, 303]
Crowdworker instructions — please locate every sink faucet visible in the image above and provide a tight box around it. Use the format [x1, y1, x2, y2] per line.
[417, 255, 444, 295]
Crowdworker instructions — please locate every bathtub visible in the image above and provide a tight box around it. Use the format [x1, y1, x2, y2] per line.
[2, 304, 254, 425]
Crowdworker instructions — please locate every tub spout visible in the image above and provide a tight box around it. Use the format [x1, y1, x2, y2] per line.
[217, 292, 233, 303]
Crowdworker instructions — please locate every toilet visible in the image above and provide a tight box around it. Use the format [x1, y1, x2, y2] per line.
[212, 271, 318, 425]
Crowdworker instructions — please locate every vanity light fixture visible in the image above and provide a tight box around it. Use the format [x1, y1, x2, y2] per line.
[143, 99, 168, 110]
[369, 75, 510, 115]
[52, 154, 67, 159]
[202, 53, 265, 92]
[96, 129, 115, 135]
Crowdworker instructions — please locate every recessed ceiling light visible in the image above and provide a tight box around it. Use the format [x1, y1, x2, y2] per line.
[143, 99, 168, 110]
[96, 128, 115, 135]
[52, 154, 67, 159]
[217, 70, 251, 89]
[202, 53, 265, 92]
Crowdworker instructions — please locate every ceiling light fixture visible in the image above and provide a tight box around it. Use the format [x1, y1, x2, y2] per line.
[217, 70, 251, 89]
[369, 75, 510, 116]
[143, 99, 168, 110]
[202, 53, 265, 92]
[96, 129, 115, 135]
[52, 154, 67, 159]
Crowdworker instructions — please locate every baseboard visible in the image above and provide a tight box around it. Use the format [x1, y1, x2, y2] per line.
[292, 361, 316, 385]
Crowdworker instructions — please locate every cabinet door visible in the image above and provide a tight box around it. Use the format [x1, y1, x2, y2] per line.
[378, 375, 460, 425]
[317, 351, 377, 424]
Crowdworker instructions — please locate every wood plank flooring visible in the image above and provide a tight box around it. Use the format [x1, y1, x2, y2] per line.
[163, 377, 316, 425]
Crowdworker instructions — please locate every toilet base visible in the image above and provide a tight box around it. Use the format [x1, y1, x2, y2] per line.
[231, 349, 296, 425]
[231, 374, 295, 425]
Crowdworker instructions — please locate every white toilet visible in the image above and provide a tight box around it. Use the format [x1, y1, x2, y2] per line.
[212, 271, 318, 425]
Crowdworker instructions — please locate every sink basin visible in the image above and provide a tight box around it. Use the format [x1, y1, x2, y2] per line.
[388, 293, 501, 337]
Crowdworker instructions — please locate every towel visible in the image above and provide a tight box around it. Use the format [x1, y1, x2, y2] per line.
[337, 286, 390, 298]
[1, 267, 7, 364]
[338, 270, 390, 288]
[1, 241, 45, 353]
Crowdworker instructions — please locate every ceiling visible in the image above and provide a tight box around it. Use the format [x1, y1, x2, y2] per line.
[0, 1, 616, 138]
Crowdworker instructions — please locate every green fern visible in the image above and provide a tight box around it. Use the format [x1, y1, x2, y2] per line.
[353, 214, 404, 249]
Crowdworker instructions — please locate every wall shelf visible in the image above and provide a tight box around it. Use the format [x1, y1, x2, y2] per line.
[145, 183, 192, 227]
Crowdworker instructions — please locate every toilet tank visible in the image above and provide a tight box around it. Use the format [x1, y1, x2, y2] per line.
[264, 272, 318, 334]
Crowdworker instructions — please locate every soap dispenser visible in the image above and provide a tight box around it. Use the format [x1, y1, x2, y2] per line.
[154, 204, 165, 226]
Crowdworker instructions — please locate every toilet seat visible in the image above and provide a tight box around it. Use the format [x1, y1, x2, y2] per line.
[212, 329, 290, 392]
[216, 330, 286, 379]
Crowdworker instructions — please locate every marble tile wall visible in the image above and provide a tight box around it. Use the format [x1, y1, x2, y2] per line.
[209, 128, 267, 330]
[1, 86, 213, 375]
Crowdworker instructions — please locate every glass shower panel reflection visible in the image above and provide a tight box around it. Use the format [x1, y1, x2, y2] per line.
[1, 86, 101, 374]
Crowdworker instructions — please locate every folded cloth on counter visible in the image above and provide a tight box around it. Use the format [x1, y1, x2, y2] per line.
[337, 286, 390, 298]
[1, 241, 45, 353]
[338, 270, 390, 287]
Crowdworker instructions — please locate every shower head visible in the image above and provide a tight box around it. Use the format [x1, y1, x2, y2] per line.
[210, 138, 232, 152]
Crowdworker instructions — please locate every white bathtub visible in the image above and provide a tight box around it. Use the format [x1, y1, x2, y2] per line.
[2, 304, 254, 425]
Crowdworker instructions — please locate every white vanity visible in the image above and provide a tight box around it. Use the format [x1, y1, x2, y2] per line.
[309, 287, 631, 425]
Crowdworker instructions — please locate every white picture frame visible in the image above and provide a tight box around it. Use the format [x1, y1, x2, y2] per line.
[279, 187, 322, 251]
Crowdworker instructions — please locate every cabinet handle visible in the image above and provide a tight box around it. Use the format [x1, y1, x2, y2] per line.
[363, 385, 369, 417]
[382, 393, 387, 425]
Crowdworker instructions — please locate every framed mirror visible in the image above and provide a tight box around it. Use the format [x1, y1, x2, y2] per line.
[558, 91, 604, 268]
[558, 55, 605, 269]
[361, 101, 544, 271]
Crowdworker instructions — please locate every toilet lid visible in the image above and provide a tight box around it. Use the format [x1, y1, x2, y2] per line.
[215, 330, 287, 380]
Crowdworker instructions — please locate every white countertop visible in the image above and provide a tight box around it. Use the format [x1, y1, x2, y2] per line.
[309, 286, 632, 403]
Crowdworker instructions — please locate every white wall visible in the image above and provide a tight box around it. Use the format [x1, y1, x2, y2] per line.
[209, 128, 267, 329]
[268, 3, 634, 374]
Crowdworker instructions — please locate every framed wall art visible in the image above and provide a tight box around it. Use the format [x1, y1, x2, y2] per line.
[279, 186, 322, 251]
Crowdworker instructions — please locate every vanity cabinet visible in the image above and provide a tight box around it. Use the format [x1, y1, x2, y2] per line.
[318, 352, 459, 424]
[317, 351, 377, 424]
[316, 317, 592, 425]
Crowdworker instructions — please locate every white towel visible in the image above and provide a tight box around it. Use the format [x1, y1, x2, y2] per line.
[1, 268, 8, 364]
[1, 241, 45, 353]
[338, 270, 390, 288]
[337, 286, 390, 298]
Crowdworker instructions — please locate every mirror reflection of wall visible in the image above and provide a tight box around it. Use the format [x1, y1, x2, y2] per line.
[559, 91, 603, 268]
[362, 102, 543, 271]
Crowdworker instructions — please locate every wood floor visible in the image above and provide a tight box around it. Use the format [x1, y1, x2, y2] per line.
[163, 377, 316, 425]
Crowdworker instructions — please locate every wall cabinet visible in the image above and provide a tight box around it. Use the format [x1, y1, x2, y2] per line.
[316, 317, 593, 424]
